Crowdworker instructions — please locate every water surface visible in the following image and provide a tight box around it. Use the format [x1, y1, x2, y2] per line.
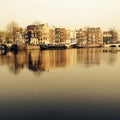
[0, 48, 120, 120]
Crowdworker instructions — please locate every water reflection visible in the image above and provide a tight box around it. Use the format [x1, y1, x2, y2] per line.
[77, 48, 102, 68]
[1, 48, 120, 120]
[0, 50, 8, 55]
[0, 48, 120, 75]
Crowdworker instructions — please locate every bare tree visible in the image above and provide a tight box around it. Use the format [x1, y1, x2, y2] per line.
[6, 21, 19, 43]
[32, 20, 41, 26]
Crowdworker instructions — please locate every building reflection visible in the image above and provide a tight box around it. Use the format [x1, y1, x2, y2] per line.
[102, 48, 119, 65]
[0, 48, 119, 75]
[0, 50, 8, 55]
[77, 48, 102, 68]
[40, 50, 68, 71]
[27, 50, 41, 71]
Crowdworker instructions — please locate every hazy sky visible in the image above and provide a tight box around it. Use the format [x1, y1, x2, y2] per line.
[0, 0, 120, 30]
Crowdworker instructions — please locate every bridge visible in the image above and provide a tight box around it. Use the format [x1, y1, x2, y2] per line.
[103, 44, 120, 47]
[0, 43, 18, 50]
[0, 43, 39, 50]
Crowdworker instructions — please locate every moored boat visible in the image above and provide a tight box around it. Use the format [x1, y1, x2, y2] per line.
[40, 44, 67, 50]
[74, 44, 103, 48]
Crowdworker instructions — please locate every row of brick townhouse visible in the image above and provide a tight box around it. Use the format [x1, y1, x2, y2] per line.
[23, 24, 77, 45]
[87, 27, 103, 44]
[76, 27, 120, 45]
[24, 23, 50, 45]
[76, 29, 87, 45]
[9, 23, 118, 45]
[76, 27, 103, 45]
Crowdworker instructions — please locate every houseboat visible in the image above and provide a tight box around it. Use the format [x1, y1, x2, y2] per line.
[40, 44, 67, 50]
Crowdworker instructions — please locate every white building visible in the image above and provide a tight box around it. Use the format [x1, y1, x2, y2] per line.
[38, 23, 50, 44]
[70, 29, 76, 45]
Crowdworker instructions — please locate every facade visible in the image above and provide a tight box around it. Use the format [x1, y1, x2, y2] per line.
[109, 30, 118, 43]
[55, 27, 67, 44]
[65, 29, 71, 45]
[60, 28, 66, 44]
[103, 30, 118, 44]
[50, 27, 76, 45]
[55, 27, 76, 45]
[24, 23, 50, 45]
[55, 28, 61, 43]
[38, 23, 50, 44]
[76, 29, 87, 45]
[103, 31, 112, 44]
[49, 28, 55, 44]
[87, 27, 103, 44]
[70, 29, 76, 45]
[25, 25, 39, 45]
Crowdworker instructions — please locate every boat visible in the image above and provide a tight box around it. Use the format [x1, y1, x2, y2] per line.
[40, 44, 67, 50]
[74, 44, 103, 48]
[72, 44, 89, 48]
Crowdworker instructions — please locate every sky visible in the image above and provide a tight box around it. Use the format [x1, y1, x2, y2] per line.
[0, 0, 120, 30]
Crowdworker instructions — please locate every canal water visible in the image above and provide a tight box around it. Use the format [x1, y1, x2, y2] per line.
[0, 48, 120, 120]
